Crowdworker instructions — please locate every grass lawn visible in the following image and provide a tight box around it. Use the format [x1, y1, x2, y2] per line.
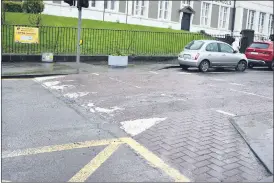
[2, 12, 211, 55]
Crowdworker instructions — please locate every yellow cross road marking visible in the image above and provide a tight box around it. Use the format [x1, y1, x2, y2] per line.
[69, 143, 120, 182]
[2, 137, 190, 182]
[121, 138, 190, 182]
[2, 138, 123, 158]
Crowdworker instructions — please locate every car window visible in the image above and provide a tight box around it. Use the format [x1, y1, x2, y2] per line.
[249, 43, 269, 49]
[185, 41, 204, 50]
[219, 43, 234, 53]
[205, 43, 218, 52]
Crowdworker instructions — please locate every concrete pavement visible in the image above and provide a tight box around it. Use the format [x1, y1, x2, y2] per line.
[2, 64, 273, 182]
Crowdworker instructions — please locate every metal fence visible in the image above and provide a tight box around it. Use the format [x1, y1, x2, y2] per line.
[3, 24, 270, 56]
[2, 24, 216, 56]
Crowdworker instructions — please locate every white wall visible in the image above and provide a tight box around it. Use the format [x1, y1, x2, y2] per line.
[235, 1, 273, 36]
[42, 1, 273, 36]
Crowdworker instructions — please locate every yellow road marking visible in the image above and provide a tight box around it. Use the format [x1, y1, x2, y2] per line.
[2, 139, 123, 158]
[2, 137, 190, 182]
[68, 143, 120, 182]
[121, 137, 190, 182]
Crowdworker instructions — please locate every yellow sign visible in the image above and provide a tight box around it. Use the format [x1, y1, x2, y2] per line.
[14, 26, 39, 44]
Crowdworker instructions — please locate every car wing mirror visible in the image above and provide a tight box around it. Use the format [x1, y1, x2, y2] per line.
[233, 50, 238, 53]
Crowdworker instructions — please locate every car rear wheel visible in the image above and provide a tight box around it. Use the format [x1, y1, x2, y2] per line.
[199, 60, 210, 72]
[236, 60, 247, 72]
[248, 63, 254, 69]
[180, 65, 190, 70]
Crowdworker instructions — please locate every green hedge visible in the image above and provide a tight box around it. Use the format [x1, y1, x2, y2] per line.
[22, 0, 44, 14]
[3, 1, 23, 13]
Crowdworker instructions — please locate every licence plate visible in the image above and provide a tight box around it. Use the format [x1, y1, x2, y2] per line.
[250, 52, 258, 55]
[183, 54, 191, 59]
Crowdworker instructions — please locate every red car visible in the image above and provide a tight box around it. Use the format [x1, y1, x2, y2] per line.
[245, 41, 274, 70]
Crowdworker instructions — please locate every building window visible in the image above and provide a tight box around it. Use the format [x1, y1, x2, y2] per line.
[158, 0, 170, 20]
[247, 10, 255, 30]
[53, 0, 61, 4]
[91, 0, 96, 7]
[133, 0, 146, 16]
[258, 12, 266, 33]
[181, 0, 190, 6]
[104, 0, 116, 11]
[214, 1, 231, 5]
[201, 2, 210, 26]
[268, 14, 273, 34]
[219, 6, 228, 29]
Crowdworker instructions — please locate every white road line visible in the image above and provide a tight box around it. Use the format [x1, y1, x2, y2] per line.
[92, 73, 99, 76]
[230, 89, 272, 100]
[216, 110, 236, 117]
[109, 77, 141, 89]
[212, 78, 225, 81]
[149, 71, 158, 74]
[229, 82, 245, 86]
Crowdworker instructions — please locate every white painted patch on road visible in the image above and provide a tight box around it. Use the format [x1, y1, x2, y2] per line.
[90, 108, 95, 113]
[94, 106, 124, 114]
[50, 85, 74, 91]
[43, 81, 60, 87]
[229, 82, 245, 86]
[120, 117, 167, 136]
[230, 89, 272, 100]
[149, 71, 158, 74]
[64, 92, 89, 99]
[33, 76, 65, 82]
[160, 93, 173, 97]
[87, 103, 94, 107]
[208, 84, 216, 87]
[109, 77, 141, 89]
[216, 110, 236, 117]
[92, 73, 99, 76]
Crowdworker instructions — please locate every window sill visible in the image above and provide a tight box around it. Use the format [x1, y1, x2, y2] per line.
[132, 15, 148, 19]
[105, 9, 119, 13]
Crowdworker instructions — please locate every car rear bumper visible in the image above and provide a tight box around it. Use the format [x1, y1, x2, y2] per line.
[248, 59, 272, 66]
[178, 57, 199, 67]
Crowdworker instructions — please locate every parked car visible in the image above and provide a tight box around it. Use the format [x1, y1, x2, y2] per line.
[245, 41, 274, 70]
[178, 40, 248, 72]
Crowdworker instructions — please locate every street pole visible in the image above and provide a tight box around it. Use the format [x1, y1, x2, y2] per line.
[231, 0, 236, 36]
[76, 6, 82, 65]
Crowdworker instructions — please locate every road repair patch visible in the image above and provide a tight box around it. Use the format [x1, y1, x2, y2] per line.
[2, 137, 190, 182]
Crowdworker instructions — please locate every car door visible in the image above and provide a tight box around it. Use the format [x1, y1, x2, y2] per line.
[205, 42, 220, 66]
[218, 43, 237, 67]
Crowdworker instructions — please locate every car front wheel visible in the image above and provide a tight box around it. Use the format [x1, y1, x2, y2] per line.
[236, 60, 247, 72]
[270, 62, 274, 71]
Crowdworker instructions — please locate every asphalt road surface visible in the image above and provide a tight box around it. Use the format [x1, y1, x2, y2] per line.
[2, 64, 273, 182]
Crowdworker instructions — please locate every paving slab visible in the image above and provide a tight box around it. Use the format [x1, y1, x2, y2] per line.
[230, 112, 273, 174]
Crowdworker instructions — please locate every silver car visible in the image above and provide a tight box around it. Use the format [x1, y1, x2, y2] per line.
[178, 40, 248, 72]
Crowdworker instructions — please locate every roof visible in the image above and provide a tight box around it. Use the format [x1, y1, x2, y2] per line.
[179, 6, 195, 14]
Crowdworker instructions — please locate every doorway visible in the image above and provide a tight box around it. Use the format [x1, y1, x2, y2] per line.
[181, 12, 191, 31]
